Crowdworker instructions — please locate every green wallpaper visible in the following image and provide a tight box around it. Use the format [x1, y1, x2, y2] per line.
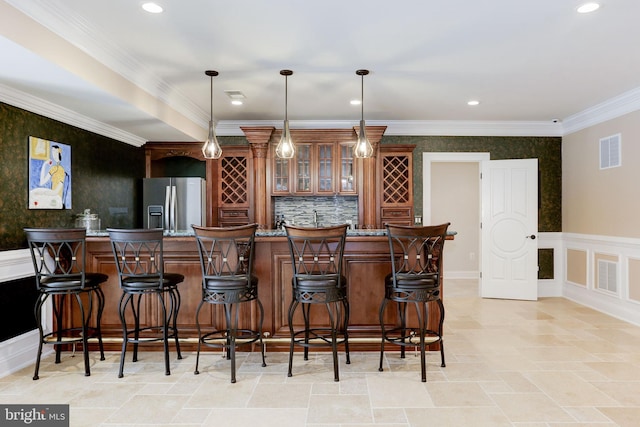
[0, 102, 145, 250]
[381, 135, 562, 233]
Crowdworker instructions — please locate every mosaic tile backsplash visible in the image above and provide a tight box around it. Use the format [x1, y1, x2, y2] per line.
[273, 196, 358, 228]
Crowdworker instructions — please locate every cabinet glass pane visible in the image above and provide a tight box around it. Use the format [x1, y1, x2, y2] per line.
[340, 144, 355, 192]
[296, 145, 311, 192]
[274, 158, 289, 192]
[318, 144, 333, 192]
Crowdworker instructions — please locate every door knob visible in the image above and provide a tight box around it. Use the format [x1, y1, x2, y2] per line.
[526, 234, 536, 240]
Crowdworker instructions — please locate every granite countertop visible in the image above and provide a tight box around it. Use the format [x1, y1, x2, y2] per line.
[87, 228, 456, 238]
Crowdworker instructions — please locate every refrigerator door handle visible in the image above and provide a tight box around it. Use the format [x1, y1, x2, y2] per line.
[170, 185, 177, 231]
[164, 185, 171, 230]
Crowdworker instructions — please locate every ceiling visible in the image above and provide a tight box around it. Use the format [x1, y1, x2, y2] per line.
[2, 0, 640, 146]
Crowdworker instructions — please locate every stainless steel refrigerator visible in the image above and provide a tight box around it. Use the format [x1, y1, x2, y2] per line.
[142, 177, 205, 231]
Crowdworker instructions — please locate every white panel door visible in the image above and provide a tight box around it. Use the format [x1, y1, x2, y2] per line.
[481, 159, 538, 300]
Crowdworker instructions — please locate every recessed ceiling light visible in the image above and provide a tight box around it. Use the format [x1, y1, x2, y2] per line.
[350, 99, 361, 105]
[467, 100, 480, 106]
[225, 90, 246, 102]
[577, 2, 600, 13]
[142, 2, 163, 13]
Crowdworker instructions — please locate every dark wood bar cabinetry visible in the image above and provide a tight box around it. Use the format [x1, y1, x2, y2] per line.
[143, 126, 415, 230]
[85, 232, 445, 352]
[109, 126, 426, 353]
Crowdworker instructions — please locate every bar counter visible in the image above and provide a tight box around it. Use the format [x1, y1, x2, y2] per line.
[84, 229, 453, 352]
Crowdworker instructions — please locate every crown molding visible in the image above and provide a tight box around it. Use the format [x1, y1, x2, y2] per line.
[5, 0, 208, 126]
[216, 119, 563, 137]
[562, 87, 640, 135]
[0, 84, 147, 146]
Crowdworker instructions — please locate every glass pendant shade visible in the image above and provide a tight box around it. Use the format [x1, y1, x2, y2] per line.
[276, 119, 295, 159]
[276, 69, 295, 159]
[202, 70, 222, 159]
[354, 119, 374, 158]
[202, 120, 222, 159]
[353, 69, 374, 159]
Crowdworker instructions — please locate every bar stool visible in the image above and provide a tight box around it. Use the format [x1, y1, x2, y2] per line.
[192, 224, 266, 383]
[284, 224, 350, 382]
[107, 228, 183, 377]
[379, 222, 450, 382]
[24, 228, 107, 380]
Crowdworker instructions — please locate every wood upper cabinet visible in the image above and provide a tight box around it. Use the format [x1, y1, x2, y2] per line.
[270, 140, 355, 195]
[338, 142, 357, 194]
[378, 144, 415, 226]
[216, 146, 252, 227]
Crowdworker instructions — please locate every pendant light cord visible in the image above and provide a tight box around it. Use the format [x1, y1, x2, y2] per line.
[361, 73, 364, 121]
[210, 75, 214, 122]
[284, 74, 288, 121]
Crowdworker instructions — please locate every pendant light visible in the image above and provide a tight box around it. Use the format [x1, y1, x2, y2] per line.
[275, 69, 295, 159]
[353, 69, 374, 158]
[202, 70, 223, 159]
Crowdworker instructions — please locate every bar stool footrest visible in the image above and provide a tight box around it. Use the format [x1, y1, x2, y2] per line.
[291, 328, 348, 348]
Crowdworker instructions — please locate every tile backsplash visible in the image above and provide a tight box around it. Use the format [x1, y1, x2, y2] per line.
[273, 196, 358, 228]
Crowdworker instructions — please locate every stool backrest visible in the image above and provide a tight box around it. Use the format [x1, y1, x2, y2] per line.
[107, 228, 165, 288]
[192, 224, 257, 281]
[386, 223, 450, 286]
[24, 228, 87, 290]
[284, 224, 348, 286]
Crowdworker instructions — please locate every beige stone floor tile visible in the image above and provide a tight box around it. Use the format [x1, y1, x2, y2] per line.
[70, 407, 114, 426]
[524, 371, 619, 406]
[563, 406, 618, 423]
[186, 375, 260, 408]
[371, 407, 408, 424]
[584, 361, 640, 380]
[367, 374, 433, 408]
[247, 383, 312, 408]
[404, 407, 512, 427]
[105, 394, 190, 424]
[426, 381, 495, 407]
[6, 280, 640, 426]
[203, 408, 308, 427]
[598, 406, 640, 427]
[307, 394, 372, 424]
[491, 392, 574, 423]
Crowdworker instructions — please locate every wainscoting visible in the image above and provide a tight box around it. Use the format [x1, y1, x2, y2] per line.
[563, 233, 640, 327]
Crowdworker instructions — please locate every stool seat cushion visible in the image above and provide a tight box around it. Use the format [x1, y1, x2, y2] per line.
[385, 273, 438, 289]
[121, 273, 184, 290]
[204, 274, 257, 291]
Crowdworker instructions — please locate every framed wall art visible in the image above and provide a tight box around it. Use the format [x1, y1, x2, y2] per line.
[28, 136, 72, 209]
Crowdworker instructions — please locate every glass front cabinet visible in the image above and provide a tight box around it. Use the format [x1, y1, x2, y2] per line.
[271, 141, 356, 195]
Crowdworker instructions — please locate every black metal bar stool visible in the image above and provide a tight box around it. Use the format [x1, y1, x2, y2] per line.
[379, 222, 450, 382]
[107, 228, 183, 377]
[192, 224, 266, 383]
[24, 228, 107, 380]
[284, 224, 350, 382]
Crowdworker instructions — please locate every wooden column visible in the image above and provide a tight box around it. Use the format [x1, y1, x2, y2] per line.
[355, 126, 386, 228]
[242, 126, 275, 229]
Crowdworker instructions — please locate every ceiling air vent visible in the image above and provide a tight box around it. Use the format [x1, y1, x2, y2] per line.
[600, 133, 621, 169]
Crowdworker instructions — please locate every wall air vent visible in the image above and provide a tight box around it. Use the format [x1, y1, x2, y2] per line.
[599, 133, 621, 169]
[597, 259, 617, 293]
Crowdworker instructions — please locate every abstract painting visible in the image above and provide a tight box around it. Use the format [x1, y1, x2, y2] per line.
[28, 136, 72, 209]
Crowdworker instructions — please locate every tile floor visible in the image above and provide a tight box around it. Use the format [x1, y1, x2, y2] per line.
[2, 279, 640, 426]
